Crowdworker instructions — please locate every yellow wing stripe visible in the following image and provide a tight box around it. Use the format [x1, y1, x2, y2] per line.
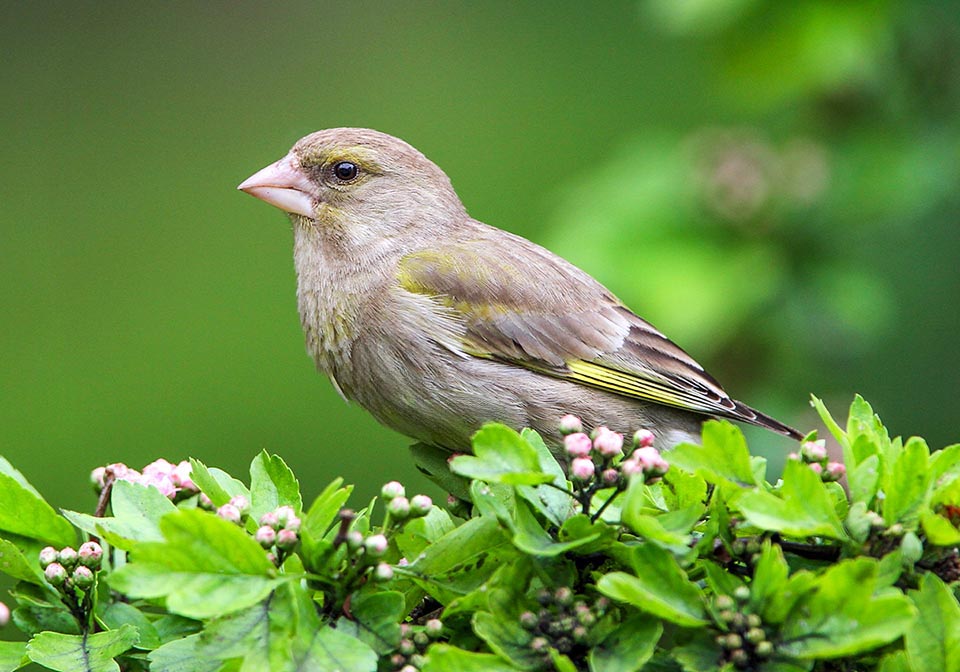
[566, 360, 724, 414]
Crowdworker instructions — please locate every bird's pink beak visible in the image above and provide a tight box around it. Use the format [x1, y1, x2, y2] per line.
[237, 153, 316, 219]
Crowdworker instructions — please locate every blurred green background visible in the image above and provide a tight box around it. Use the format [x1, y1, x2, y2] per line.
[2, 0, 959, 522]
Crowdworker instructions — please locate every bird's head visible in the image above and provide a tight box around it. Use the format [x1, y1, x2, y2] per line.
[238, 128, 467, 235]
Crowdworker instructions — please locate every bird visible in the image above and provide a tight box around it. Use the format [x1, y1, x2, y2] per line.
[238, 128, 801, 455]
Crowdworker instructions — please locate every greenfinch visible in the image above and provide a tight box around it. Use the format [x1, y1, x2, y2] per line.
[238, 128, 800, 453]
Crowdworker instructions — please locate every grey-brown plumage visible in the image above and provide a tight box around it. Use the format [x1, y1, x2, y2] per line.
[238, 128, 801, 454]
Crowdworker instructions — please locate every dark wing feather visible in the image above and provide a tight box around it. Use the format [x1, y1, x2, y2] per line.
[397, 227, 800, 439]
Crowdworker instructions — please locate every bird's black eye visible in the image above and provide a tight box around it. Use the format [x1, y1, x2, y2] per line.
[332, 161, 359, 182]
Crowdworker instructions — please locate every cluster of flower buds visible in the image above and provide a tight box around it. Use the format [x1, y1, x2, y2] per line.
[713, 587, 773, 668]
[215, 494, 251, 525]
[519, 587, 609, 661]
[381, 482, 433, 526]
[788, 440, 845, 482]
[90, 459, 199, 501]
[389, 619, 444, 671]
[559, 415, 669, 489]
[251, 504, 301, 565]
[40, 542, 103, 596]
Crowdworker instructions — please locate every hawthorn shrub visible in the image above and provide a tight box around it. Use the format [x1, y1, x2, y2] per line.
[0, 395, 958, 672]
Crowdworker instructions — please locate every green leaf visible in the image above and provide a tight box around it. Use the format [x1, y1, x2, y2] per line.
[26, 625, 139, 672]
[878, 650, 911, 672]
[667, 421, 757, 490]
[511, 499, 600, 556]
[295, 625, 378, 672]
[0, 537, 45, 584]
[300, 478, 353, 569]
[920, 510, 960, 545]
[780, 558, 916, 658]
[588, 613, 661, 672]
[0, 641, 28, 672]
[663, 468, 708, 510]
[10, 583, 81, 637]
[557, 515, 617, 555]
[400, 515, 515, 604]
[188, 459, 248, 507]
[810, 395, 848, 450]
[736, 460, 846, 539]
[395, 506, 456, 560]
[64, 479, 177, 550]
[409, 442, 472, 502]
[249, 451, 302, 524]
[473, 611, 539, 669]
[108, 509, 282, 619]
[147, 635, 221, 672]
[336, 591, 404, 655]
[848, 454, 880, 505]
[99, 602, 160, 650]
[516, 428, 574, 526]
[905, 573, 960, 672]
[422, 644, 519, 672]
[0, 472, 74, 548]
[450, 424, 555, 486]
[749, 541, 789, 618]
[883, 436, 931, 526]
[597, 544, 706, 627]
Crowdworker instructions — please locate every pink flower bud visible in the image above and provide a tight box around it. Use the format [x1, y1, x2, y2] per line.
[346, 530, 364, 550]
[266, 552, 278, 565]
[571, 457, 595, 481]
[564, 432, 593, 458]
[632, 447, 660, 470]
[808, 462, 823, 475]
[593, 429, 624, 457]
[90, 467, 106, 492]
[633, 428, 656, 448]
[78, 542, 103, 569]
[410, 494, 433, 516]
[801, 440, 828, 463]
[276, 529, 299, 551]
[255, 526, 277, 548]
[140, 472, 177, 499]
[198, 493, 214, 510]
[106, 463, 134, 482]
[632, 447, 669, 477]
[0, 601, 8, 628]
[601, 468, 620, 486]
[787, 452, 800, 461]
[381, 481, 406, 500]
[217, 504, 242, 525]
[388, 496, 411, 519]
[558, 414, 583, 435]
[171, 461, 198, 492]
[72, 565, 95, 589]
[824, 462, 846, 482]
[621, 458, 644, 477]
[58, 547, 78, 569]
[283, 515, 301, 533]
[259, 511, 280, 529]
[275, 506, 297, 528]
[228, 495, 250, 515]
[397, 557, 409, 566]
[44, 562, 67, 586]
[373, 563, 394, 582]
[425, 618, 443, 637]
[39, 546, 59, 569]
[364, 534, 389, 557]
[143, 458, 175, 478]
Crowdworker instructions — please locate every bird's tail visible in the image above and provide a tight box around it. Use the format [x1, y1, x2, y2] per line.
[730, 400, 804, 441]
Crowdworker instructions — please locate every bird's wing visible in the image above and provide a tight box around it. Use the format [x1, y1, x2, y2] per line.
[396, 231, 799, 438]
